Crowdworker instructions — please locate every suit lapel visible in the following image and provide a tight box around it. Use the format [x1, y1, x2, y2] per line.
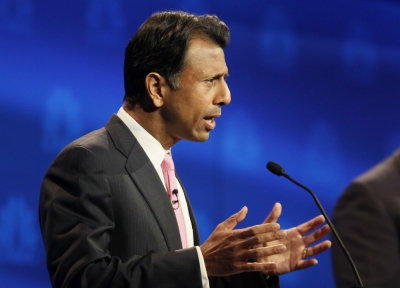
[105, 114, 182, 250]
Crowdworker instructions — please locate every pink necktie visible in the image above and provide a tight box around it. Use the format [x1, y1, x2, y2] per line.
[161, 153, 187, 248]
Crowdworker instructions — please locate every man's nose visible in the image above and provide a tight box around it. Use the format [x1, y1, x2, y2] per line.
[215, 80, 231, 106]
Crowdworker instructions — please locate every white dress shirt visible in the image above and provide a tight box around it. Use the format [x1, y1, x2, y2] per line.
[116, 107, 209, 288]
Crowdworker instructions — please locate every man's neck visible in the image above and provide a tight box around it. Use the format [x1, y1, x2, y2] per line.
[123, 105, 176, 150]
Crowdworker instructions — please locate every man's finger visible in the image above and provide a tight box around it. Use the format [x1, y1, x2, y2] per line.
[296, 215, 325, 235]
[238, 262, 277, 274]
[216, 206, 248, 231]
[304, 240, 332, 257]
[234, 223, 281, 240]
[294, 259, 319, 271]
[303, 224, 331, 245]
[238, 244, 287, 262]
[262, 202, 282, 224]
[236, 229, 287, 248]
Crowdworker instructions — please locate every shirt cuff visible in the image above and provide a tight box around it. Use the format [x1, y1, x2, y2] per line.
[195, 246, 210, 288]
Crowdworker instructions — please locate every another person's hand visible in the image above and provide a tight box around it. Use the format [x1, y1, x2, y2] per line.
[256, 203, 332, 276]
[200, 206, 288, 276]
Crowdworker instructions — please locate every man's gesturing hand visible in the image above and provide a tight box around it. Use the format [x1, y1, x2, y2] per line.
[255, 203, 332, 276]
[200, 206, 288, 276]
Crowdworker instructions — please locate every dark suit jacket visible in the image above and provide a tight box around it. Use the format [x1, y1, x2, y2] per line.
[39, 114, 279, 288]
[332, 148, 400, 288]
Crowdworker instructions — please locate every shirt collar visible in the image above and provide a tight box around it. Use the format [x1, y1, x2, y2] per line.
[116, 107, 168, 167]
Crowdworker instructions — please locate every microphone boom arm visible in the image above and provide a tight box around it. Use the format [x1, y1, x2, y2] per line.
[282, 172, 363, 287]
[266, 161, 364, 287]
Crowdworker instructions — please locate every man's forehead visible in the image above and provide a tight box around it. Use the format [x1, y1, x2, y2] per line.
[187, 37, 222, 53]
[184, 39, 226, 67]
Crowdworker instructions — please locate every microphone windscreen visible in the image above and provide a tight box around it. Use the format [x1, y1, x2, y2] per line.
[266, 161, 284, 176]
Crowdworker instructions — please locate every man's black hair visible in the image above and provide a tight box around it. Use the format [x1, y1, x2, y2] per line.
[123, 11, 230, 107]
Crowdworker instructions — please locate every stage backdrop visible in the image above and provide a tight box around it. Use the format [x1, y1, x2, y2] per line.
[1, 0, 400, 287]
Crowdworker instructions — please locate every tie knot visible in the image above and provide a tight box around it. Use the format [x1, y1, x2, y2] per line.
[161, 153, 175, 172]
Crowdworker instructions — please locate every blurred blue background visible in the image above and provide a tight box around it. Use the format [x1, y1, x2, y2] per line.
[1, 0, 400, 287]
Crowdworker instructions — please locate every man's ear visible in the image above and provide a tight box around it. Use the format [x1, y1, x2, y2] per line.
[145, 72, 169, 108]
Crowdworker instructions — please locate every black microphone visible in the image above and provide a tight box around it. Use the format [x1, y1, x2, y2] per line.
[171, 189, 179, 208]
[266, 161, 365, 288]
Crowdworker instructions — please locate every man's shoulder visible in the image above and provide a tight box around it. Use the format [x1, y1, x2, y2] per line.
[354, 150, 400, 187]
[65, 114, 128, 152]
[50, 126, 118, 164]
[52, 115, 139, 166]
[67, 127, 109, 151]
[338, 148, 400, 206]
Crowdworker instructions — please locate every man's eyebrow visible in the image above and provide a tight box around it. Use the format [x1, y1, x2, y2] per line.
[213, 73, 229, 78]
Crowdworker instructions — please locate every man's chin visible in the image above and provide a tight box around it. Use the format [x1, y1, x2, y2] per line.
[190, 132, 211, 142]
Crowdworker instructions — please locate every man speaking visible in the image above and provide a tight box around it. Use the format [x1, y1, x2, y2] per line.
[39, 11, 331, 287]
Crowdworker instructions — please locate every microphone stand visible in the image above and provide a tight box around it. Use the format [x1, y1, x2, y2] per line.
[266, 161, 370, 288]
[283, 172, 364, 288]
